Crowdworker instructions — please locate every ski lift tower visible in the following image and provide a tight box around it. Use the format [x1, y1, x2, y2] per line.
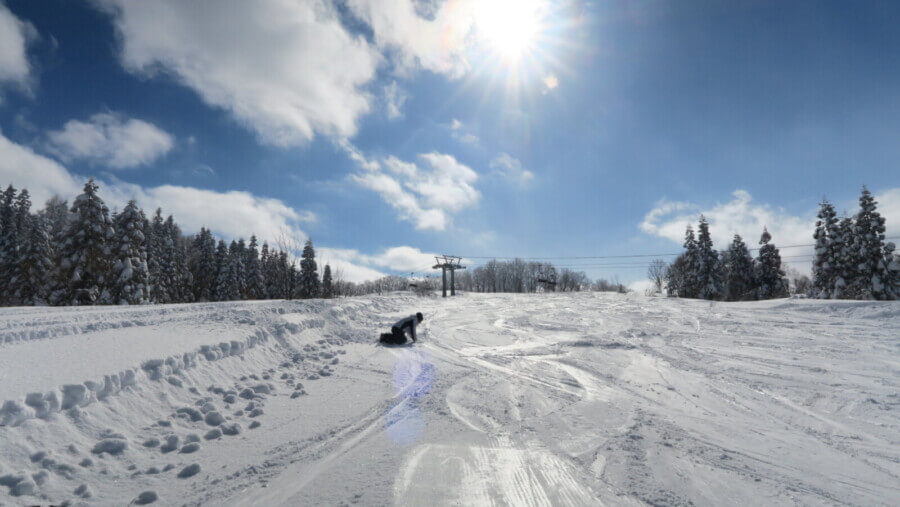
[433, 255, 465, 297]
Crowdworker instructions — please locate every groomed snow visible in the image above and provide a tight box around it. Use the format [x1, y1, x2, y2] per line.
[0, 293, 898, 505]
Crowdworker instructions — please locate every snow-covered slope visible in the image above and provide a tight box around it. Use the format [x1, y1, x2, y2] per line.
[0, 293, 898, 505]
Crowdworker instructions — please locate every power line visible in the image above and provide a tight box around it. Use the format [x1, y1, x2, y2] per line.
[456, 236, 900, 262]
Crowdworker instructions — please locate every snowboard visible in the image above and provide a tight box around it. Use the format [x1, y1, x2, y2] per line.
[378, 333, 414, 346]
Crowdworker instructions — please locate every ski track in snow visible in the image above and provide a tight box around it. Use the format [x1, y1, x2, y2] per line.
[0, 293, 898, 505]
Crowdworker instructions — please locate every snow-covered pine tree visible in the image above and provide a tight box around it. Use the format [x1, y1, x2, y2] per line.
[52, 179, 114, 305]
[322, 264, 333, 299]
[216, 240, 242, 301]
[162, 216, 192, 303]
[851, 186, 891, 299]
[234, 238, 248, 299]
[260, 241, 276, 299]
[812, 199, 840, 298]
[755, 227, 788, 300]
[722, 234, 755, 301]
[666, 224, 700, 298]
[147, 209, 168, 303]
[43, 196, 70, 240]
[832, 215, 856, 298]
[108, 200, 149, 305]
[695, 216, 722, 300]
[0, 185, 21, 305]
[277, 250, 291, 299]
[245, 235, 264, 299]
[289, 260, 299, 300]
[17, 214, 53, 305]
[190, 227, 217, 301]
[298, 239, 320, 299]
[12, 190, 34, 302]
[14, 189, 31, 236]
[212, 239, 229, 301]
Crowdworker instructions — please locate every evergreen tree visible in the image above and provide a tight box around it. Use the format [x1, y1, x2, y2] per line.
[216, 240, 242, 301]
[852, 186, 891, 299]
[162, 216, 192, 303]
[191, 227, 217, 301]
[277, 250, 291, 299]
[245, 235, 265, 299]
[322, 264, 333, 299]
[830, 216, 853, 298]
[17, 215, 53, 305]
[666, 224, 699, 298]
[260, 242, 277, 298]
[234, 238, 248, 298]
[147, 209, 169, 303]
[289, 260, 298, 300]
[695, 216, 722, 300]
[298, 239, 320, 298]
[812, 199, 840, 298]
[212, 239, 229, 301]
[52, 179, 114, 305]
[43, 196, 70, 240]
[14, 189, 31, 237]
[0, 185, 21, 304]
[755, 228, 787, 299]
[722, 234, 755, 301]
[108, 200, 149, 304]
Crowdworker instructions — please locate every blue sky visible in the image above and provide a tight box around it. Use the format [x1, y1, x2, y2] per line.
[1, 0, 898, 284]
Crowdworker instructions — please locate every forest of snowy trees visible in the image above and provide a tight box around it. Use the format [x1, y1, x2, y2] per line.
[452, 259, 605, 293]
[0, 179, 334, 306]
[0, 178, 603, 307]
[661, 187, 899, 301]
[1, 178, 896, 307]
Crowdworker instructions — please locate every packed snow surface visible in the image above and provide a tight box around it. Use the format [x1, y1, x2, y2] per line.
[0, 293, 898, 505]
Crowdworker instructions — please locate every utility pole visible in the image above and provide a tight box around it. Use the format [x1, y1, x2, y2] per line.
[432, 255, 466, 297]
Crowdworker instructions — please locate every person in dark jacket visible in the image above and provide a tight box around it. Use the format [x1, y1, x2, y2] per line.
[379, 312, 423, 344]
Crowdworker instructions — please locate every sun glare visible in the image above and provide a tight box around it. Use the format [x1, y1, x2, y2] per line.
[474, 0, 545, 63]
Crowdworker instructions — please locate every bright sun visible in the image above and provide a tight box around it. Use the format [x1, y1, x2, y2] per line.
[473, 0, 545, 63]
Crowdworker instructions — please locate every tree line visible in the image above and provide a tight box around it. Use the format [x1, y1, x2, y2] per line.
[652, 187, 898, 301]
[452, 259, 612, 293]
[0, 179, 336, 306]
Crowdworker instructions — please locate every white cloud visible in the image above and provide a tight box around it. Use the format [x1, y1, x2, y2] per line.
[351, 170, 448, 230]
[318, 245, 441, 282]
[46, 112, 174, 169]
[876, 188, 900, 240]
[383, 155, 418, 178]
[96, 0, 380, 146]
[0, 131, 307, 243]
[0, 2, 37, 93]
[336, 138, 381, 172]
[369, 246, 439, 272]
[640, 190, 812, 248]
[0, 131, 82, 206]
[457, 133, 479, 145]
[384, 80, 408, 120]
[448, 118, 478, 145]
[412, 153, 479, 211]
[106, 181, 310, 244]
[490, 153, 534, 185]
[346, 0, 475, 77]
[350, 150, 480, 231]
